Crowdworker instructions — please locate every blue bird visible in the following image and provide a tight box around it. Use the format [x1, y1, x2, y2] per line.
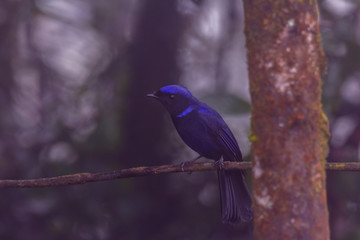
[147, 85, 253, 223]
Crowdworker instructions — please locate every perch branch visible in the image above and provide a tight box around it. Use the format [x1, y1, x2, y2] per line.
[0, 162, 359, 189]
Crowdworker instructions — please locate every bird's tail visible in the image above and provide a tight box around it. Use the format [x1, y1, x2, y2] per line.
[217, 169, 253, 223]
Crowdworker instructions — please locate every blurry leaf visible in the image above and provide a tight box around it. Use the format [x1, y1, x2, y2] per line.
[200, 92, 251, 115]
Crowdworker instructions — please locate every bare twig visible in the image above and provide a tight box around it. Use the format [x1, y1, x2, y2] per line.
[326, 162, 360, 171]
[0, 162, 359, 189]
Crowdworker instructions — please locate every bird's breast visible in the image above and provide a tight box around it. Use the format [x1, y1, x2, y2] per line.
[172, 114, 221, 160]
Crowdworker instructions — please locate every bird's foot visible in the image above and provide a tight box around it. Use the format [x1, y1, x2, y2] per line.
[180, 155, 202, 172]
[215, 158, 224, 170]
[180, 161, 191, 172]
[180, 161, 196, 175]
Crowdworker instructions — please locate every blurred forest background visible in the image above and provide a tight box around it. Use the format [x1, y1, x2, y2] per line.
[0, 0, 359, 239]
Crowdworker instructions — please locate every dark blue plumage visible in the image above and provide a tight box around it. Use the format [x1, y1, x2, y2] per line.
[147, 85, 253, 223]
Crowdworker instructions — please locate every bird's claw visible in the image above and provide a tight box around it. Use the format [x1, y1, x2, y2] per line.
[180, 162, 186, 171]
[180, 155, 202, 173]
[215, 158, 224, 170]
[180, 161, 193, 174]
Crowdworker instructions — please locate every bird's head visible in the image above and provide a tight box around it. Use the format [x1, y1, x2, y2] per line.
[147, 85, 197, 116]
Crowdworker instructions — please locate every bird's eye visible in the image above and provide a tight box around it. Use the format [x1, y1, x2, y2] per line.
[169, 94, 175, 99]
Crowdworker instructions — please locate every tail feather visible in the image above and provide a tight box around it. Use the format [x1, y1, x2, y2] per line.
[217, 169, 253, 223]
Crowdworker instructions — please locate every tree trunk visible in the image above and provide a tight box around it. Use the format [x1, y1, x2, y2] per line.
[124, 0, 183, 163]
[243, 1, 330, 239]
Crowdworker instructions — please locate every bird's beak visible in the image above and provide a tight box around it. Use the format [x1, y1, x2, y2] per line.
[146, 92, 159, 99]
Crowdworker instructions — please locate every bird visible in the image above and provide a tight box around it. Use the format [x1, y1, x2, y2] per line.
[147, 85, 253, 223]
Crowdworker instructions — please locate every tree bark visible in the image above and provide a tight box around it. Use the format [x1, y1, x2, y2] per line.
[243, 1, 330, 239]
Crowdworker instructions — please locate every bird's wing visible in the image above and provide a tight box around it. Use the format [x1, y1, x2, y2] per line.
[197, 106, 243, 163]
[216, 128, 242, 162]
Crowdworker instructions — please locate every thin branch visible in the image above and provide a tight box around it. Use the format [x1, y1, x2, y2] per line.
[326, 162, 360, 171]
[0, 162, 359, 189]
